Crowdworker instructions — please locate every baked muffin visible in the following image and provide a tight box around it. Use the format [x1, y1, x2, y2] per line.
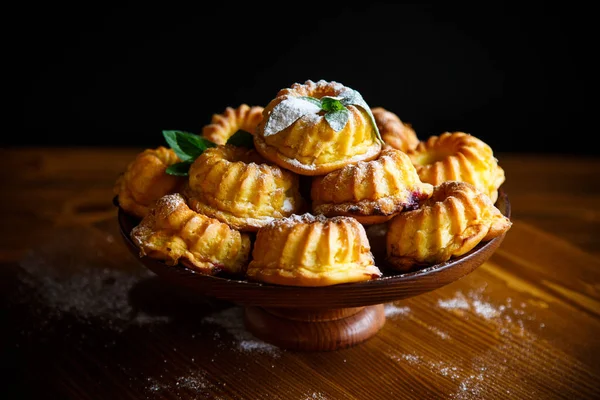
[406, 132, 505, 203]
[246, 213, 382, 286]
[253, 79, 383, 175]
[311, 147, 434, 224]
[184, 145, 305, 231]
[371, 107, 419, 153]
[202, 104, 264, 145]
[131, 193, 251, 276]
[386, 180, 512, 271]
[114, 146, 186, 219]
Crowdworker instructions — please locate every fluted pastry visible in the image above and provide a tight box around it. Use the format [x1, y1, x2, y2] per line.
[131, 193, 251, 276]
[371, 107, 419, 153]
[202, 104, 264, 145]
[247, 213, 382, 286]
[185, 145, 305, 231]
[114, 146, 185, 219]
[253, 79, 383, 175]
[386, 180, 512, 271]
[406, 132, 505, 203]
[311, 147, 433, 224]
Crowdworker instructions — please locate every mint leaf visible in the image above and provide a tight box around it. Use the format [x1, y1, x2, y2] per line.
[262, 88, 382, 142]
[227, 130, 254, 148]
[165, 161, 194, 176]
[263, 96, 322, 136]
[339, 88, 367, 109]
[162, 130, 216, 161]
[321, 96, 345, 112]
[324, 109, 350, 132]
[338, 88, 383, 143]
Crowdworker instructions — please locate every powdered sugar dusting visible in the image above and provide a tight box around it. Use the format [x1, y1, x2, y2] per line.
[263, 96, 321, 136]
[428, 325, 450, 340]
[15, 234, 172, 332]
[386, 287, 549, 398]
[145, 368, 221, 398]
[277, 154, 319, 171]
[302, 391, 329, 400]
[384, 303, 411, 317]
[155, 192, 185, 218]
[282, 198, 294, 213]
[437, 289, 535, 337]
[472, 299, 500, 319]
[268, 212, 359, 229]
[202, 306, 281, 356]
[390, 352, 509, 399]
[438, 293, 470, 310]
[274, 212, 323, 226]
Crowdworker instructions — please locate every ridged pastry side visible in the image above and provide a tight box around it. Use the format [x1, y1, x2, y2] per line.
[386, 181, 512, 271]
[311, 148, 433, 224]
[407, 132, 505, 203]
[202, 104, 264, 145]
[371, 107, 419, 153]
[254, 79, 382, 175]
[185, 145, 305, 231]
[114, 146, 185, 219]
[131, 193, 251, 276]
[247, 213, 382, 286]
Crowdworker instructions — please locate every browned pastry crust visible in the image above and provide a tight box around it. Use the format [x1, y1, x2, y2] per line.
[185, 145, 306, 231]
[311, 147, 433, 224]
[202, 104, 264, 145]
[406, 132, 505, 203]
[131, 193, 251, 276]
[385, 180, 512, 272]
[253, 79, 382, 176]
[114, 146, 185, 219]
[246, 213, 382, 286]
[371, 107, 419, 153]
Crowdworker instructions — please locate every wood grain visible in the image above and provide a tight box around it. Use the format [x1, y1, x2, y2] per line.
[1, 148, 599, 399]
[244, 305, 386, 351]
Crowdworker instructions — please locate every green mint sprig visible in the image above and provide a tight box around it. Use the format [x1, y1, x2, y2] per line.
[226, 129, 255, 148]
[162, 129, 254, 176]
[263, 87, 382, 143]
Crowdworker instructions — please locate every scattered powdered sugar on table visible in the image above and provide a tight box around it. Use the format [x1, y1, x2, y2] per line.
[438, 292, 470, 311]
[302, 392, 329, 400]
[384, 303, 411, 317]
[202, 306, 281, 357]
[390, 351, 509, 400]
[387, 287, 546, 398]
[437, 288, 539, 337]
[427, 325, 450, 340]
[144, 368, 222, 399]
[14, 231, 172, 332]
[472, 299, 500, 319]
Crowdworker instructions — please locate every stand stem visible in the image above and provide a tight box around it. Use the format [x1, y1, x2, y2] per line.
[244, 304, 386, 351]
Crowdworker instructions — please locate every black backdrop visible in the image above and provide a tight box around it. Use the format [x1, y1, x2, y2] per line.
[11, 2, 594, 155]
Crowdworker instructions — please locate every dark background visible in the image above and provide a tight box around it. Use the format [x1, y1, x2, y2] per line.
[10, 2, 594, 155]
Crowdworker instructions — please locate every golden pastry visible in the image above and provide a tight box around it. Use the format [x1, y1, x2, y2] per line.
[202, 104, 264, 145]
[185, 145, 305, 231]
[247, 213, 382, 286]
[311, 147, 433, 224]
[386, 180, 512, 271]
[114, 146, 185, 219]
[253, 79, 383, 175]
[406, 132, 505, 203]
[371, 107, 419, 152]
[131, 193, 251, 276]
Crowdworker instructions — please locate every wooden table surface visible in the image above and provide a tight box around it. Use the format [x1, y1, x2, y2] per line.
[1, 147, 599, 400]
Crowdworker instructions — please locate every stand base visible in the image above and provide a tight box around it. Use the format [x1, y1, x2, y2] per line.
[244, 304, 386, 352]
